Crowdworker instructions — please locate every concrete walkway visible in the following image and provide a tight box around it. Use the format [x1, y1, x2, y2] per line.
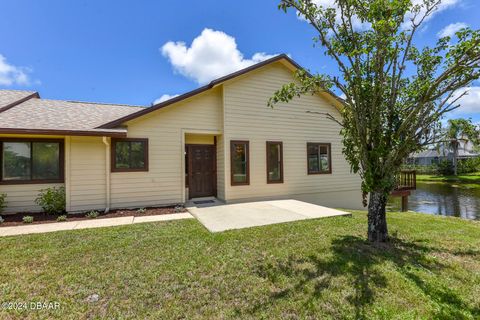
[0, 212, 193, 237]
[187, 199, 350, 232]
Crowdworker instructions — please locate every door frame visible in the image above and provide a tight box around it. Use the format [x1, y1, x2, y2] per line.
[181, 130, 221, 203]
[185, 143, 217, 199]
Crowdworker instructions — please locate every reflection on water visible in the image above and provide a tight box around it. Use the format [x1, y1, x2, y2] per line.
[388, 181, 480, 220]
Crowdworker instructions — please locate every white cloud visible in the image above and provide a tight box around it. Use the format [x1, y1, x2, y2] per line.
[437, 22, 468, 38]
[161, 28, 278, 84]
[0, 54, 30, 86]
[402, 0, 461, 30]
[153, 94, 179, 105]
[449, 86, 480, 114]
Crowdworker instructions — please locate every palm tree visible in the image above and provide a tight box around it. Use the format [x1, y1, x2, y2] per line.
[444, 119, 480, 176]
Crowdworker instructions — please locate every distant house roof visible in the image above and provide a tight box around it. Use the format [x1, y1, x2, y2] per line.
[410, 147, 479, 159]
[0, 90, 144, 137]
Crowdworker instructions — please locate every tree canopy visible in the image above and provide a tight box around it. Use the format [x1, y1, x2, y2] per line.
[270, 0, 480, 241]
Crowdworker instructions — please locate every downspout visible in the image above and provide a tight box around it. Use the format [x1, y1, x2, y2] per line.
[102, 137, 111, 213]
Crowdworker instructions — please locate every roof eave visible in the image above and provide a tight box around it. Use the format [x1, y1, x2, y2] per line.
[0, 128, 127, 138]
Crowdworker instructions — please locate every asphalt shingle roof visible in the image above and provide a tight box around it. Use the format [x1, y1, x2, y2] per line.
[0, 90, 145, 136]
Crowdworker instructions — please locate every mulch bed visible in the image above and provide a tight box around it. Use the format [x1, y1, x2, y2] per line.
[0, 206, 186, 227]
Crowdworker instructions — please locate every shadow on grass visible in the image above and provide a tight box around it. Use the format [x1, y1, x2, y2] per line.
[252, 236, 479, 319]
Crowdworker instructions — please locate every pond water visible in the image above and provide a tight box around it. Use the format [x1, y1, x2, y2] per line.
[388, 181, 480, 221]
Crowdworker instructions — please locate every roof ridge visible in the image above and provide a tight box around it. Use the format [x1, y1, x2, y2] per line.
[0, 92, 40, 113]
[0, 89, 36, 93]
[38, 98, 146, 108]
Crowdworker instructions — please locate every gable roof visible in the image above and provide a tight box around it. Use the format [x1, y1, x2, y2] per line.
[97, 54, 345, 129]
[0, 91, 144, 137]
[0, 54, 344, 137]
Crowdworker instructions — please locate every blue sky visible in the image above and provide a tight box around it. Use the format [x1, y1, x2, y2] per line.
[0, 0, 479, 121]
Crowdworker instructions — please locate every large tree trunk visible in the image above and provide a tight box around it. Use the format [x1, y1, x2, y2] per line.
[367, 191, 388, 242]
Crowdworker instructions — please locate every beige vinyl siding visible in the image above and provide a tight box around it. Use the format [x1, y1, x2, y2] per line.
[223, 62, 361, 205]
[68, 136, 107, 212]
[185, 134, 215, 145]
[110, 87, 223, 208]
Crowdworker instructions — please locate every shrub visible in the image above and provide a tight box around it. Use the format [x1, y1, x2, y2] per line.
[458, 157, 480, 174]
[35, 187, 66, 215]
[85, 210, 99, 219]
[57, 215, 67, 222]
[23, 216, 34, 224]
[0, 193, 6, 215]
[136, 208, 146, 214]
[437, 160, 453, 175]
[0, 216, 4, 224]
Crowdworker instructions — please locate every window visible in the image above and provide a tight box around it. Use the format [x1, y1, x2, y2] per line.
[112, 138, 148, 172]
[230, 140, 249, 185]
[0, 139, 64, 184]
[266, 141, 283, 183]
[307, 143, 332, 174]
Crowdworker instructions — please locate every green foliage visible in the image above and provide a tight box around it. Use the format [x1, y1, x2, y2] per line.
[437, 160, 454, 175]
[57, 215, 67, 222]
[35, 187, 66, 215]
[272, 0, 480, 197]
[0, 193, 6, 215]
[0, 216, 4, 224]
[22, 216, 33, 224]
[458, 157, 480, 174]
[85, 210, 99, 219]
[136, 208, 146, 214]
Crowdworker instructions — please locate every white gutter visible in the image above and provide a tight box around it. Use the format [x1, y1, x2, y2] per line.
[102, 137, 111, 213]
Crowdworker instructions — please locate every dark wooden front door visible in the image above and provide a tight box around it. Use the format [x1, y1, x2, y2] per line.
[187, 145, 216, 198]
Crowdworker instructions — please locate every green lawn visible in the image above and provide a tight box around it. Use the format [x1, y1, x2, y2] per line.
[417, 172, 480, 184]
[1, 212, 479, 319]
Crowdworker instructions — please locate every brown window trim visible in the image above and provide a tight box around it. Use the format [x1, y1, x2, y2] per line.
[0, 138, 65, 185]
[307, 142, 332, 175]
[230, 140, 250, 186]
[266, 141, 284, 184]
[111, 138, 149, 172]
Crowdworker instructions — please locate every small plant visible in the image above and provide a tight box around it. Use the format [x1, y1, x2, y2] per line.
[0, 216, 4, 224]
[0, 193, 6, 215]
[136, 208, 146, 214]
[57, 215, 67, 222]
[23, 216, 34, 224]
[35, 187, 66, 215]
[85, 210, 99, 219]
[174, 205, 184, 213]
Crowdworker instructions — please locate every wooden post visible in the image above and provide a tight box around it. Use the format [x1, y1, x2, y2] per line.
[401, 195, 408, 212]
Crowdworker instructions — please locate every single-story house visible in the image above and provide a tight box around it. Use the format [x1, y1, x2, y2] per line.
[407, 142, 479, 166]
[0, 54, 362, 214]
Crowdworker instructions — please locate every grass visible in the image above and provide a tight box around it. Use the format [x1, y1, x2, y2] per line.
[0, 212, 479, 319]
[417, 172, 480, 184]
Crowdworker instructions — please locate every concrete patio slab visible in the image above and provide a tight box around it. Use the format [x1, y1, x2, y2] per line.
[188, 199, 350, 232]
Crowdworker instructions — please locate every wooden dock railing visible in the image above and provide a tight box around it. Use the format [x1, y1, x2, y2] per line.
[391, 170, 417, 212]
[394, 170, 416, 191]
